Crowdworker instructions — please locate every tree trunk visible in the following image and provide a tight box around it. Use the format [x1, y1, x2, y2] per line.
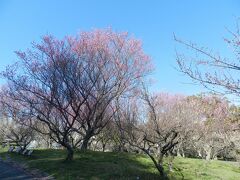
[142, 149, 168, 178]
[182, 150, 185, 158]
[206, 149, 211, 161]
[157, 164, 166, 178]
[157, 154, 168, 179]
[212, 150, 217, 160]
[197, 150, 202, 158]
[168, 162, 173, 172]
[48, 138, 52, 149]
[102, 143, 106, 152]
[66, 145, 74, 161]
[153, 159, 165, 177]
[80, 134, 92, 151]
[177, 148, 181, 157]
[168, 156, 174, 172]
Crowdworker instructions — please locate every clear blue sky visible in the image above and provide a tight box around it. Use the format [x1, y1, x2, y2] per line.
[0, 0, 240, 95]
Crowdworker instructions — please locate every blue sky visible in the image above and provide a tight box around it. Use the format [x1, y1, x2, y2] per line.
[0, 0, 240, 96]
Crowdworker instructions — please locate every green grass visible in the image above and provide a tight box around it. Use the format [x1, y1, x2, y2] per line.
[0, 147, 7, 153]
[171, 157, 240, 180]
[0, 148, 240, 180]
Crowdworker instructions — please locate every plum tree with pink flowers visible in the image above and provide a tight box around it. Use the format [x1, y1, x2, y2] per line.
[1, 29, 152, 160]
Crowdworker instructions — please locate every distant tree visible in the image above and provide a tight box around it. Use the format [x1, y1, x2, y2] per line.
[173, 94, 236, 160]
[0, 95, 35, 150]
[215, 104, 240, 161]
[170, 95, 200, 158]
[191, 95, 230, 160]
[91, 123, 114, 152]
[1, 29, 152, 160]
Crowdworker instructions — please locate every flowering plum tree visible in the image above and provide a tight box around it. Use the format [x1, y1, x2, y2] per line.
[1, 29, 152, 160]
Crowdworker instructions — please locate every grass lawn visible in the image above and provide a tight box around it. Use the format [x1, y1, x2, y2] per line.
[0, 148, 240, 179]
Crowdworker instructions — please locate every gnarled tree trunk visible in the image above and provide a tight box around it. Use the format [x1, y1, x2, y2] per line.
[65, 144, 74, 161]
[80, 132, 93, 151]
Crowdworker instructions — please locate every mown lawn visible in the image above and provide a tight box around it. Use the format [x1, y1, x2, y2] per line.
[0, 148, 240, 179]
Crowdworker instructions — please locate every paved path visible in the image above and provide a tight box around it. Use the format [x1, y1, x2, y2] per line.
[0, 161, 34, 180]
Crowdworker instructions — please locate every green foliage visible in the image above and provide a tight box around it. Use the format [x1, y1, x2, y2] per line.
[0, 148, 240, 179]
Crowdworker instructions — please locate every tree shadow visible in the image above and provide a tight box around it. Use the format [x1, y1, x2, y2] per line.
[1, 149, 164, 179]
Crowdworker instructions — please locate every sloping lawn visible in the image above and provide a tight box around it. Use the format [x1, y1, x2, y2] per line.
[0, 148, 240, 179]
[171, 157, 240, 180]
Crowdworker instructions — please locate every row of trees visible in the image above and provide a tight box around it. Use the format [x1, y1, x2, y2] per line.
[96, 93, 240, 173]
[1, 89, 239, 177]
[0, 28, 240, 177]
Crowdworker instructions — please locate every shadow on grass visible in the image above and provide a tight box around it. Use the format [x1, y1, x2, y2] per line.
[171, 167, 185, 180]
[1, 149, 162, 180]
